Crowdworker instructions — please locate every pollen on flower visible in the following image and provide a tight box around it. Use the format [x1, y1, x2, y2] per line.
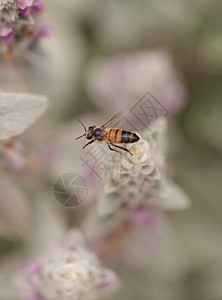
[128, 140, 150, 163]
[63, 271, 77, 281]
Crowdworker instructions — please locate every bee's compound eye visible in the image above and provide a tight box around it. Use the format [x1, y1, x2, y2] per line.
[86, 127, 93, 139]
[87, 132, 92, 139]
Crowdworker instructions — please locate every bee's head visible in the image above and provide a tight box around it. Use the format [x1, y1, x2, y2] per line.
[76, 120, 92, 141]
[86, 126, 95, 140]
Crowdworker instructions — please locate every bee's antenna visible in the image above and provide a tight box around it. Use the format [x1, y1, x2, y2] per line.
[75, 120, 87, 140]
[79, 120, 86, 132]
[75, 133, 85, 140]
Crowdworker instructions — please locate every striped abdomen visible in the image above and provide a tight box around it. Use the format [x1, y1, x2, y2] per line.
[108, 129, 139, 144]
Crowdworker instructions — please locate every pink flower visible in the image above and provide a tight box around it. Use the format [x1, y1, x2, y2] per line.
[25, 292, 44, 300]
[32, 0, 44, 13]
[133, 205, 163, 229]
[3, 32, 14, 43]
[26, 262, 43, 283]
[97, 273, 119, 290]
[19, 6, 31, 17]
[0, 0, 51, 62]
[16, 0, 33, 9]
[0, 24, 14, 43]
[0, 24, 13, 37]
[35, 26, 53, 40]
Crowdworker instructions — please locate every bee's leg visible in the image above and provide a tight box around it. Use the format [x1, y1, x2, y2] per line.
[110, 143, 133, 156]
[107, 143, 122, 155]
[83, 140, 94, 149]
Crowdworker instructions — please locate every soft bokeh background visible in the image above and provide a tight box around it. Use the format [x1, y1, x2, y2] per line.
[1, 0, 222, 299]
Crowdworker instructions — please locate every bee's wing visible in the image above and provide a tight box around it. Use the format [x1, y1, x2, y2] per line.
[101, 111, 123, 128]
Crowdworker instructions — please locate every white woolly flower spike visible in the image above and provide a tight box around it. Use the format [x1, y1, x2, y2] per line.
[16, 230, 119, 300]
[0, 0, 52, 62]
[98, 117, 190, 217]
[0, 0, 16, 9]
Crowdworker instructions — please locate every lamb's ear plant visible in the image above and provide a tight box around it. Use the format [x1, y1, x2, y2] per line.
[95, 117, 190, 233]
[16, 230, 120, 300]
[0, 92, 49, 139]
[0, 92, 49, 239]
[0, 0, 52, 62]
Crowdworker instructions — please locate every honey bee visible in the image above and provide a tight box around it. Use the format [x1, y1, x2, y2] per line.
[76, 112, 139, 155]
